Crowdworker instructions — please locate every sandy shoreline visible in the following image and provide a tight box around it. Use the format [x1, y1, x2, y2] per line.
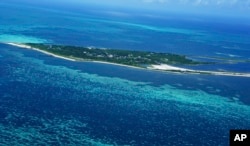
[6, 43, 76, 61]
[148, 64, 250, 77]
[6, 43, 143, 69]
[148, 64, 192, 72]
[5, 42, 250, 77]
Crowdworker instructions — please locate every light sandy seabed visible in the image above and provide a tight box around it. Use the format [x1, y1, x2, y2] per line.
[5, 42, 250, 77]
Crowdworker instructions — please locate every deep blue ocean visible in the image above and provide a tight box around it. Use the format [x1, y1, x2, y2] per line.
[0, 2, 250, 146]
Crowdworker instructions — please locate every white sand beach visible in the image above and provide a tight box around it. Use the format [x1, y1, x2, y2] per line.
[148, 64, 192, 72]
[5, 42, 250, 77]
[91, 61, 142, 69]
[6, 43, 76, 61]
[6, 43, 142, 69]
[148, 64, 250, 77]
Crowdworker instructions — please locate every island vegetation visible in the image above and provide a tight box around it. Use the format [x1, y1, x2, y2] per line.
[6, 42, 250, 77]
[25, 43, 206, 67]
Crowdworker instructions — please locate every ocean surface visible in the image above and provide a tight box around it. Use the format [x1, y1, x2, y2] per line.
[0, 2, 250, 146]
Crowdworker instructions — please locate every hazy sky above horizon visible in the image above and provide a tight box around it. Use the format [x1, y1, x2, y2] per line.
[4, 0, 250, 18]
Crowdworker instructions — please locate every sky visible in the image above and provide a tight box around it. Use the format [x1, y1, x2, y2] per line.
[5, 0, 250, 18]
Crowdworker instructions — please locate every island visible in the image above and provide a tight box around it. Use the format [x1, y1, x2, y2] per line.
[26, 43, 204, 66]
[5, 43, 250, 77]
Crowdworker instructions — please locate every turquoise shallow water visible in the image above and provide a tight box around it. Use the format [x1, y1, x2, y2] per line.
[0, 1, 250, 145]
[0, 44, 250, 145]
[0, 2, 250, 72]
